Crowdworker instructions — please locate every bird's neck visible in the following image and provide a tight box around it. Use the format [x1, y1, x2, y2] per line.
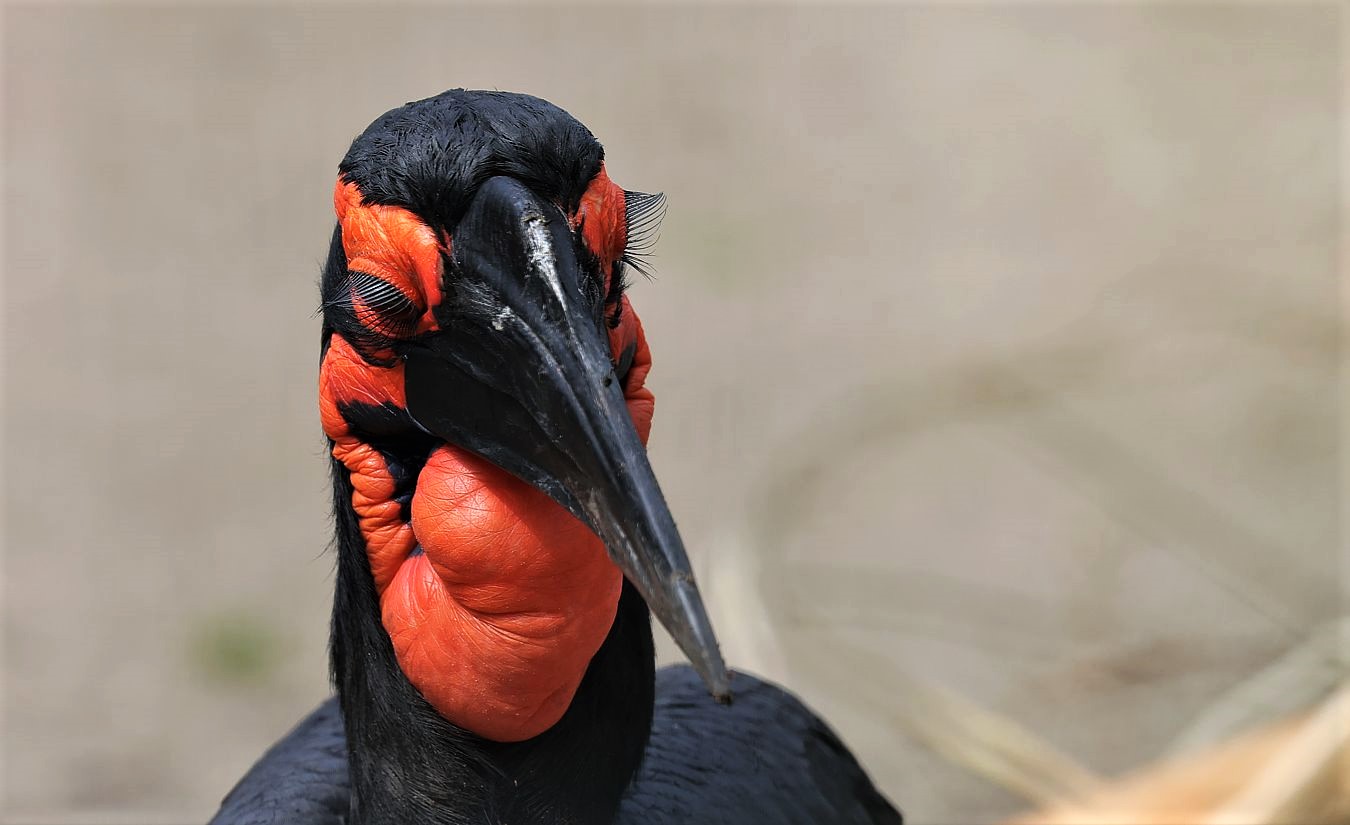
[329, 456, 657, 825]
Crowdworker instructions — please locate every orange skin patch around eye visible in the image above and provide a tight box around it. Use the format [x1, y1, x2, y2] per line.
[335, 178, 444, 334]
[575, 164, 627, 270]
[324, 174, 657, 742]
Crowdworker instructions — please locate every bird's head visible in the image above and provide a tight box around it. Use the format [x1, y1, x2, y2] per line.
[318, 90, 726, 742]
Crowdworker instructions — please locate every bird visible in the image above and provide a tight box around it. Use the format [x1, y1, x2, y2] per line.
[210, 89, 902, 825]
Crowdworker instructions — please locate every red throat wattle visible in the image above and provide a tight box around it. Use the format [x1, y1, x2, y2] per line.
[319, 170, 655, 742]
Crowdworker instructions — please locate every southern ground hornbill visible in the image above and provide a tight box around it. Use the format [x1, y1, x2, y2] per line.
[211, 89, 901, 825]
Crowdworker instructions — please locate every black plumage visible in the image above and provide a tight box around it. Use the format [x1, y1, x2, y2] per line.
[338, 90, 603, 238]
[214, 668, 900, 825]
[211, 89, 901, 825]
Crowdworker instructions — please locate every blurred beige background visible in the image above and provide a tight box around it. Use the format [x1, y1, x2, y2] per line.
[2, 4, 1342, 824]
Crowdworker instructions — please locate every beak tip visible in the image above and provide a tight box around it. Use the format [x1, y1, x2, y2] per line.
[669, 577, 733, 701]
[690, 650, 733, 704]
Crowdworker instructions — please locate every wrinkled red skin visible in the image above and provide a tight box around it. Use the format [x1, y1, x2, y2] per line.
[320, 167, 656, 741]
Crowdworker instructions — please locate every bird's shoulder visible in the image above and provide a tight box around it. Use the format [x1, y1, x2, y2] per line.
[620, 666, 902, 825]
[209, 697, 350, 825]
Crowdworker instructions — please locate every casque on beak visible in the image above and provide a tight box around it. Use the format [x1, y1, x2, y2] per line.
[402, 176, 730, 700]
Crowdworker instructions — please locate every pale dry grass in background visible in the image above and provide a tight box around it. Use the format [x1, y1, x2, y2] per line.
[3, 5, 1342, 823]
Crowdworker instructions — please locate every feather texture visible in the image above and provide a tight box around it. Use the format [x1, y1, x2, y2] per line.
[210, 667, 901, 825]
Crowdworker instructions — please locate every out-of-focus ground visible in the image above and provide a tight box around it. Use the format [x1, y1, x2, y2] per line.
[2, 5, 1342, 824]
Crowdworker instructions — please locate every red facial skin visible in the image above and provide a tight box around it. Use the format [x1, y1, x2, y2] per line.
[319, 166, 654, 741]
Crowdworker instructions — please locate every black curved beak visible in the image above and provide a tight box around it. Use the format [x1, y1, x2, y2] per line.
[403, 176, 730, 700]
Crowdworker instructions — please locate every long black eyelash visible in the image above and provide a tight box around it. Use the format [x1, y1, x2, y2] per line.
[320, 269, 420, 364]
[348, 271, 420, 322]
[622, 190, 666, 281]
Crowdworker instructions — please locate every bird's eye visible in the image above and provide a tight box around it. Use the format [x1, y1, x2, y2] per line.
[600, 190, 666, 329]
[346, 271, 422, 334]
[322, 269, 423, 362]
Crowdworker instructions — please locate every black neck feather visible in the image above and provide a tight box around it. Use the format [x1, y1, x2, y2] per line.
[327, 455, 657, 825]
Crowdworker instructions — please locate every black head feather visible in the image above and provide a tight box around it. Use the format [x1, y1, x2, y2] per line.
[339, 89, 605, 232]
